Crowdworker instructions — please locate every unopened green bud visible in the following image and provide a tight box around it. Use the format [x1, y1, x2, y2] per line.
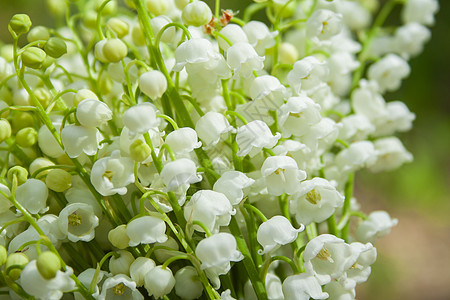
[108, 225, 130, 249]
[273, 1, 296, 18]
[146, 0, 169, 16]
[46, 0, 67, 16]
[21, 47, 46, 69]
[7, 166, 28, 185]
[182, 1, 213, 27]
[74, 89, 98, 106]
[106, 18, 129, 38]
[98, 0, 117, 15]
[279, 42, 299, 65]
[174, 0, 189, 10]
[129, 139, 151, 162]
[83, 11, 98, 29]
[45, 169, 72, 192]
[131, 25, 146, 46]
[27, 26, 50, 43]
[44, 37, 67, 58]
[36, 251, 61, 279]
[99, 74, 113, 95]
[12, 112, 34, 131]
[103, 39, 128, 63]
[34, 87, 52, 108]
[6, 252, 29, 280]
[9, 14, 32, 36]
[0, 119, 11, 143]
[29, 157, 55, 178]
[16, 127, 38, 148]
[124, 0, 136, 9]
[0, 246, 7, 266]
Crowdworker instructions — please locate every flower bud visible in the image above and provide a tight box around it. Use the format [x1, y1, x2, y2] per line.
[47, 0, 67, 16]
[145, 0, 170, 16]
[36, 251, 61, 279]
[108, 225, 130, 249]
[129, 139, 151, 162]
[182, 1, 213, 27]
[0, 119, 11, 143]
[12, 112, 34, 131]
[45, 169, 72, 192]
[44, 37, 67, 58]
[130, 257, 156, 286]
[7, 166, 28, 185]
[144, 266, 175, 299]
[131, 24, 146, 46]
[9, 14, 32, 36]
[6, 252, 29, 280]
[102, 39, 128, 63]
[279, 42, 299, 65]
[98, 0, 117, 15]
[16, 127, 38, 148]
[174, 0, 189, 10]
[109, 250, 134, 276]
[34, 87, 52, 108]
[83, 11, 97, 29]
[99, 74, 113, 95]
[139, 70, 167, 100]
[27, 26, 50, 43]
[0, 246, 7, 266]
[106, 18, 129, 38]
[73, 89, 98, 106]
[29, 157, 55, 178]
[21, 47, 46, 69]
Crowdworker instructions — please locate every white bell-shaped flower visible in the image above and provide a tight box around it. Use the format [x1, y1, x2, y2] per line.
[151, 15, 176, 44]
[109, 250, 135, 276]
[304, 234, 355, 285]
[243, 21, 278, 55]
[98, 274, 144, 300]
[356, 211, 398, 243]
[0, 184, 12, 214]
[335, 141, 377, 173]
[90, 150, 135, 196]
[181, 1, 212, 27]
[291, 177, 344, 225]
[351, 80, 386, 122]
[249, 75, 287, 107]
[58, 203, 99, 242]
[306, 9, 342, 41]
[74, 268, 107, 300]
[195, 112, 234, 146]
[236, 120, 281, 157]
[130, 257, 156, 287]
[139, 70, 167, 100]
[123, 103, 159, 137]
[287, 56, 329, 94]
[257, 215, 304, 255]
[61, 125, 102, 158]
[282, 273, 329, 300]
[184, 190, 235, 234]
[164, 127, 201, 155]
[126, 215, 168, 246]
[174, 266, 204, 300]
[336, 0, 371, 31]
[227, 42, 264, 78]
[401, 0, 439, 26]
[76, 98, 112, 128]
[323, 281, 355, 300]
[244, 272, 284, 300]
[373, 101, 415, 137]
[20, 260, 75, 300]
[217, 24, 248, 51]
[369, 137, 413, 172]
[261, 156, 307, 196]
[338, 114, 375, 142]
[160, 158, 202, 191]
[144, 266, 176, 299]
[393, 23, 431, 59]
[367, 54, 410, 93]
[277, 95, 322, 138]
[38, 124, 65, 158]
[16, 178, 48, 215]
[213, 171, 255, 205]
[339, 242, 377, 290]
[195, 232, 243, 288]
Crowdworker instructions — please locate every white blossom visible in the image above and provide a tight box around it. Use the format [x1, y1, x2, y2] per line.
[123, 103, 159, 137]
[356, 211, 398, 243]
[402, 0, 439, 26]
[217, 24, 248, 51]
[139, 70, 168, 100]
[213, 171, 255, 205]
[144, 266, 175, 299]
[369, 137, 413, 172]
[126, 215, 168, 246]
[58, 203, 99, 242]
[261, 156, 307, 196]
[164, 127, 201, 155]
[76, 98, 112, 128]
[98, 274, 144, 300]
[236, 120, 281, 157]
[227, 42, 264, 78]
[160, 158, 202, 191]
[195, 112, 234, 146]
[257, 215, 304, 254]
[367, 54, 410, 93]
[130, 257, 156, 287]
[61, 125, 102, 158]
[282, 273, 329, 300]
[243, 21, 278, 55]
[15, 179, 48, 215]
[174, 266, 203, 300]
[307, 9, 342, 41]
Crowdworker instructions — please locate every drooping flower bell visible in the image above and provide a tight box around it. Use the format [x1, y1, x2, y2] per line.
[58, 202, 99, 242]
[126, 215, 168, 246]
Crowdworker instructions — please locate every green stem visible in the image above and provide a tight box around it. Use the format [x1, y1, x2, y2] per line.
[340, 173, 355, 240]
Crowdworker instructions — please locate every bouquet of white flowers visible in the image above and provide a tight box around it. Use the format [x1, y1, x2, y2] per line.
[0, 0, 439, 299]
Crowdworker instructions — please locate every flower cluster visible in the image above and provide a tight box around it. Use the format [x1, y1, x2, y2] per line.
[0, 0, 438, 299]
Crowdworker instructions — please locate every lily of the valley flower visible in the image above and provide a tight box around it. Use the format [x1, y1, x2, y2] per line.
[257, 215, 304, 254]
[195, 112, 234, 146]
[213, 171, 255, 205]
[282, 272, 329, 300]
[15, 178, 48, 215]
[76, 98, 112, 128]
[98, 274, 144, 300]
[236, 120, 281, 157]
[261, 156, 307, 196]
[164, 127, 201, 155]
[174, 266, 204, 300]
[123, 103, 159, 137]
[58, 203, 99, 242]
[61, 125, 102, 158]
[160, 158, 202, 191]
[144, 266, 176, 299]
[126, 215, 168, 246]
[356, 211, 398, 243]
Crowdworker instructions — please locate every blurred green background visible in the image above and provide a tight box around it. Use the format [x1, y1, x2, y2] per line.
[1, 0, 449, 299]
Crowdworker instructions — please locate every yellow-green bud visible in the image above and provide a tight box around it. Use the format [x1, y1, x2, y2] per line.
[34, 87, 52, 108]
[12, 112, 34, 131]
[21, 47, 46, 69]
[99, 74, 113, 95]
[83, 11, 98, 29]
[27, 26, 50, 43]
[46, 0, 67, 16]
[44, 37, 67, 58]
[16, 127, 38, 148]
[103, 39, 128, 63]
[29, 157, 55, 179]
[273, 1, 296, 18]
[74, 89, 98, 106]
[6, 252, 29, 280]
[124, 0, 136, 9]
[45, 169, 72, 192]
[129, 139, 151, 162]
[174, 0, 189, 10]
[98, 0, 117, 15]
[36, 251, 61, 279]
[0, 246, 7, 266]
[131, 25, 146, 46]
[145, 0, 170, 16]
[7, 166, 28, 185]
[0, 119, 11, 143]
[279, 42, 299, 65]
[106, 18, 129, 39]
[1, 45, 14, 62]
[108, 225, 130, 249]
[9, 14, 32, 36]
[182, 1, 213, 27]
